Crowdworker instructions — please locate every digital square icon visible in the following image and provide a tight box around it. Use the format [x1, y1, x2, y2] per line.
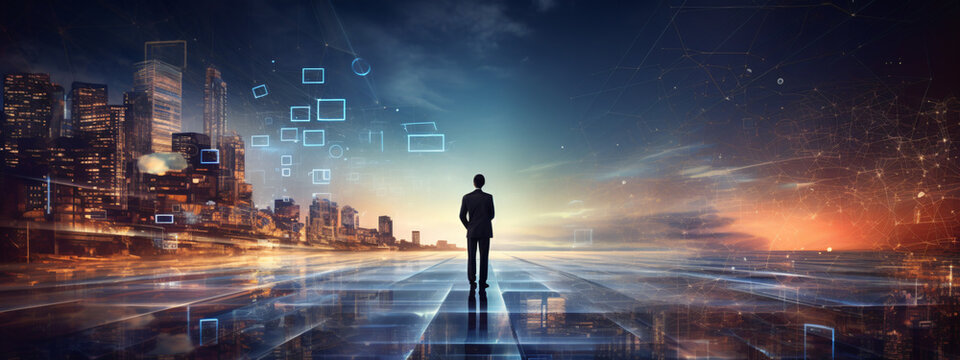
[311, 169, 331, 184]
[155, 214, 174, 224]
[199, 318, 218, 345]
[252, 84, 268, 98]
[290, 106, 310, 122]
[281, 168, 291, 177]
[280, 128, 298, 142]
[573, 229, 593, 246]
[280, 155, 293, 166]
[250, 135, 270, 147]
[407, 134, 445, 152]
[200, 149, 219, 164]
[302, 68, 325, 84]
[303, 130, 325, 146]
[316, 99, 346, 121]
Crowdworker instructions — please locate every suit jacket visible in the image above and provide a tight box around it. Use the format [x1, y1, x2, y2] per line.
[460, 189, 494, 238]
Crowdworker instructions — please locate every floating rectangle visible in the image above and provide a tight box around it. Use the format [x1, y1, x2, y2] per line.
[155, 214, 174, 224]
[280, 155, 293, 166]
[574, 229, 593, 246]
[302, 68, 325, 84]
[281, 168, 291, 177]
[311, 169, 331, 184]
[200, 149, 219, 164]
[303, 130, 325, 147]
[199, 318, 218, 345]
[316, 99, 346, 121]
[252, 84, 268, 99]
[290, 106, 310, 122]
[250, 135, 270, 147]
[402, 122, 438, 134]
[407, 134, 445, 152]
[280, 127, 299, 142]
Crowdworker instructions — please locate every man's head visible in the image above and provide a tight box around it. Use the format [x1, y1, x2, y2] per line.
[473, 174, 485, 189]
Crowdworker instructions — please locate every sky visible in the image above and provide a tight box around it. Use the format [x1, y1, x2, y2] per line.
[2, 0, 960, 251]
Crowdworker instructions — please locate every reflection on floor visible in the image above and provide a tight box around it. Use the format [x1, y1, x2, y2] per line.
[0, 250, 957, 359]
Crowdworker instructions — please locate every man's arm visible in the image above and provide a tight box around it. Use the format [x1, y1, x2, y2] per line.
[459, 197, 469, 228]
[489, 195, 494, 220]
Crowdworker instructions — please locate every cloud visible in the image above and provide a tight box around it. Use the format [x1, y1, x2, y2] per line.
[148, 333, 194, 355]
[138, 153, 188, 175]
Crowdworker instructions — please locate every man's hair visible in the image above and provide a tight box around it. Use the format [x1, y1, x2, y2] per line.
[473, 174, 485, 188]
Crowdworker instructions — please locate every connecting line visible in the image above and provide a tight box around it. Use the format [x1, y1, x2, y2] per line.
[327, 0, 380, 103]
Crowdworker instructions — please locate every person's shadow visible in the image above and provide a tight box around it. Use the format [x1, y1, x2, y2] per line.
[465, 290, 489, 356]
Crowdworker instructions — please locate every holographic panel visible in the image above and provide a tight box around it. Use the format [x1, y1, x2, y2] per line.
[401, 122, 438, 134]
[154, 214, 174, 224]
[301, 68, 325, 84]
[281, 168, 291, 177]
[279, 127, 298, 142]
[311, 169, 331, 184]
[407, 134, 445, 152]
[199, 149, 219, 164]
[316, 99, 346, 121]
[251, 84, 268, 99]
[250, 135, 269, 147]
[280, 155, 293, 166]
[303, 130, 325, 147]
[290, 106, 310, 122]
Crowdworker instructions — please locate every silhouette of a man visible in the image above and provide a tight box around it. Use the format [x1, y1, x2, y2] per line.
[460, 174, 494, 291]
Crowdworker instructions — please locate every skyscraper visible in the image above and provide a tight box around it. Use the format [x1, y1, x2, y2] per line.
[2, 73, 54, 168]
[122, 91, 151, 161]
[341, 205, 359, 232]
[49, 84, 66, 139]
[307, 198, 340, 243]
[71, 82, 123, 212]
[218, 134, 245, 205]
[202, 65, 227, 148]
[172, 132, 211, 168]
[378, 216, 393, 236]
[133, 59, 182, 153]
[412, 231, 420, 246]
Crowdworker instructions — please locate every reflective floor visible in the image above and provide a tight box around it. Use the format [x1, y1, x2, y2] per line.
[0, 250, 957, 359]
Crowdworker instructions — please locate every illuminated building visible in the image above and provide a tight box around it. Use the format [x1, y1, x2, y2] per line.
[71, 82, 124, 214]
[172, 132, 211, 168]
[218, 134, 246, 206]
[340, 205, 358, 235]
[307, 198, 339, 243]
[378, 215, 395, 244]
[1, 73, 54, 168]
[122, 91, 151, 161]
[202, 65, 227, 148]
[378, 215, 393, 236]
[48, 84, 66, 138]
[133, 59, 182, 152]
[172, 132, 218, 203]
[273, 198, 302, 241]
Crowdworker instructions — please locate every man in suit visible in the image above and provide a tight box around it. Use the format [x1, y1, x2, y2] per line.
[460, 174, 494, 292]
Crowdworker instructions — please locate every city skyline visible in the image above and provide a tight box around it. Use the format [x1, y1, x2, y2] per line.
[1, 58, 453, 250]
[3, 1, 958, 252]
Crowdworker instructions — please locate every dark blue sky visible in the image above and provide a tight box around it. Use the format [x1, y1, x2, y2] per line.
[3, 0, 959, 249]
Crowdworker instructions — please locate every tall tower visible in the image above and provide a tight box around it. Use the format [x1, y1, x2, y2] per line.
[133, 59, 182, 153]
[202, 65, 227, 148]
[341, 206, 359, 230]
[218, 134, 245, 205]
[2, 73, 54, 168]
[412, 231, 421, 246]
[71, 82, 123, 211]
[378, 216, 393, 236]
